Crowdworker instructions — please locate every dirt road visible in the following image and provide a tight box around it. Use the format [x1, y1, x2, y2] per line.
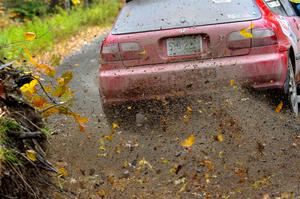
[47, 36, 300, 199]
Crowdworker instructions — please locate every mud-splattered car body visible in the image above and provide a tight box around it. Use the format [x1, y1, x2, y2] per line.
[99, 0, 300, 106]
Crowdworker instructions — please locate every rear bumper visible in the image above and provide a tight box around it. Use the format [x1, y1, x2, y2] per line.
[99, 52, 288, 105]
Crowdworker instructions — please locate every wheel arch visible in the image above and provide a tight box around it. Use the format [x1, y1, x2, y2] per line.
[289, 47, 296, 73]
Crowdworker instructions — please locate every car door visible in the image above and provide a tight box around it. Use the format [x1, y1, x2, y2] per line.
[280, 0, 300, 54]
[264, 0, 299, 52]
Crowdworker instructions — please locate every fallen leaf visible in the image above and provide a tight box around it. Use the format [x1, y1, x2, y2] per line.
[170, 164, 182, 174]
[181, 134, 195, 148]
[252, 176, 271, 190]
[24, 32, 36, 41]
[112, 122, 119, 130]
[234, 167, 248, 182]
[26, 150, 37, 161]
[99, 138, 106, 151]
[200, 159, 214, 171]
[275, 101, 283, 113]
[205, 173, 210, 184]
[161, 157, 169, 164]
[262, 193, 270, 199]
[72, 113, 89, 132]
[281, 192, 291, 199]
[230, 79, 235, 86]
[215, 134, 224, 142]
[187, 106, 193, 113]
[58, 167, 68, 177]
[104, 134, 113, 141]
[115, 146, 121, 154]
[179, 182, 188, 192]
[138, 158, 153, 170]
[97, 189, 108, 197]
[174, 177, 186, 185]
[183, 114, 190, 124]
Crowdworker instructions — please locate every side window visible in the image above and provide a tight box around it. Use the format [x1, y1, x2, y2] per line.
[280, 0, 297, 16]
[264, 0, 287, 16]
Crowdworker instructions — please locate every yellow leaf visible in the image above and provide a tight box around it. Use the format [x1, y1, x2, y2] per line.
[20, 79, 38, 96]
[99, 145, 106, 151]
[161, 157, 169, 164]
[57, 72, 73, 87]
[112, 122, 119, 130]
[31, 95, 47, 108]
[104, 134, 113, 141]
[24, 32, 36, 41]
[187, 106, 193, 113]
[26, 150, 37, 161]
[240, 29, 253, 38]
[42, 107, 59, 117]
[72, 113, 88, 132]
[183, 114, 190, 124]
[36, 63, 56, 77]
[50, 54, 61, 66]
[181, 134, 195, 148]
[138, 158, 153, 169]
[201, 159, 214, 171]
[115, 146, 121, 154]
[275, 101, 283, 113]
[71, 0, 80, 5]
[240, 23, 254, 38]
[97, 189, 108, 197]
[52, 86, 67, 98]
[24, 48, 56, 76]
[252, 176, 271, 190]
[230, 79, 235, 86]
[58, 167, 68, 177]
[216, 134, 224, 142]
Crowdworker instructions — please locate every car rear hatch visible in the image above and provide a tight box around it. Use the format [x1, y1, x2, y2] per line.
[103, 0, 262, 68]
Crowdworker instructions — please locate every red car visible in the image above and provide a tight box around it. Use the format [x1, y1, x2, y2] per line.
[99, 0, 300, 115]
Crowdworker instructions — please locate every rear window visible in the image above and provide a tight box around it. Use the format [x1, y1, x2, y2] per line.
[112, 0, 262, 35]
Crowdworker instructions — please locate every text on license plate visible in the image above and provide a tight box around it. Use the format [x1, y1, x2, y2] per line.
[167, 36, 202, 56]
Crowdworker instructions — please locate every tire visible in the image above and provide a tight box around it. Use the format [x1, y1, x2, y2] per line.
[285, 58, 299, 116]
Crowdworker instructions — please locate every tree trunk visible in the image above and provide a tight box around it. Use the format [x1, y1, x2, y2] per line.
[64, 0, 71, 12]
[84, 0, 89, 8]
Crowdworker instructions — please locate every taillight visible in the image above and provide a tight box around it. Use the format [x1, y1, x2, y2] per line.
[227, 31, 251, 49]
[101, 42, 144, 63]
[227, 28, 277, 49]
[101, 43, 121, 62]
[251, 29, 277, 47]
[120, 42, 144, 60]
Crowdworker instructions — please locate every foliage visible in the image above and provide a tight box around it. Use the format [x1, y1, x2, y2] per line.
[0, 117, 21, 139]
[0, 0, 119, 61]
[0, 117, 21, 165]
[9, 0, 49, 20]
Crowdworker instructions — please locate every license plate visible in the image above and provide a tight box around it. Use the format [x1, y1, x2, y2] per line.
[167, 36, 202, 56]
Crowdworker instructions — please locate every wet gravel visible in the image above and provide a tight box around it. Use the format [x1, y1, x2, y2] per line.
[47, 36, 300, 199]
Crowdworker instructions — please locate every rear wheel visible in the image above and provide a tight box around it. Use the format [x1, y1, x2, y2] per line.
[286, 59, 299, 116]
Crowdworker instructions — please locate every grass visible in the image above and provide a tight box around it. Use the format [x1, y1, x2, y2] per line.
[0, 0, 120, 61]
[0, 117, 21, 165]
